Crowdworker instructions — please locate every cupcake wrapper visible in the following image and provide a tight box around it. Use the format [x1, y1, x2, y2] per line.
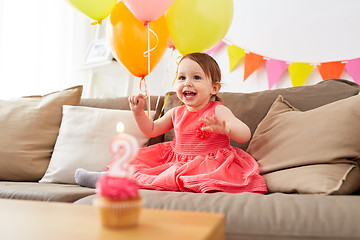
[93, 197, 143, 228]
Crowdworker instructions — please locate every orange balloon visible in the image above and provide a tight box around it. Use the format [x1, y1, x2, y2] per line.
[107, 1, 169, 77]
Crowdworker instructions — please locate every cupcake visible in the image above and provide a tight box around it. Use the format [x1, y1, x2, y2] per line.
[94, 174, 142, 228]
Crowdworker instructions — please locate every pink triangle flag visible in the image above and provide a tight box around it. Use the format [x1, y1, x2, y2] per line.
[205, 40, 225, 55]
[345, 58, 360, 84]
[266, 59, 289, 89]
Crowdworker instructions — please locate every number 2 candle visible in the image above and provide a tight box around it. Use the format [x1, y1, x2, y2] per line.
[108, 122, 139, 177]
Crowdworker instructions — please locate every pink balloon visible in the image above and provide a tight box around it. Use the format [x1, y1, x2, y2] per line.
[168, 37, 176, 50]
[123, 0, 175, 24]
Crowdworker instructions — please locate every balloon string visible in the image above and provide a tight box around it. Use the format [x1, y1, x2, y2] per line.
[147, 23, 152, 116]
[176, 55, 182, 65]
[157, 55, 183, 119]
[143, 24, 158, 58]
[154, 45, 178, 118]
[158, 68, 178, 119]
[147, 23, 150, 79]
[157, 75, 176, 119]
[91, 19, 102, 25]
[139, 76, 150, 118]
[141, 23, 156, 119]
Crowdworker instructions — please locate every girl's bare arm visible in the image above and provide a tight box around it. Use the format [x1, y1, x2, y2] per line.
[129, 94, 174, 138]
[201, 104, 251, 143]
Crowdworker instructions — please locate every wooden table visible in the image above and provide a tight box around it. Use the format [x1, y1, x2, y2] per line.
[0, 199, 224, 240]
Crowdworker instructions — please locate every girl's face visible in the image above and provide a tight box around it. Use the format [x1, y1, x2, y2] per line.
[176, 58, 220, 112]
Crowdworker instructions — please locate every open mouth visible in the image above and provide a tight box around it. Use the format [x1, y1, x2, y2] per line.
[183, 91, 197, 97]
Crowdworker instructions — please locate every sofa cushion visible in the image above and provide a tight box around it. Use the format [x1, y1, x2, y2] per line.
[163, 79, 360, 151]
[0, 86, 83, 181]
[0, 181, 95, 202]
[247, 95, 360, 194]
[40, 106, 154, 184]
[76, 190, 360, 240]
[79, 96, 165, 146]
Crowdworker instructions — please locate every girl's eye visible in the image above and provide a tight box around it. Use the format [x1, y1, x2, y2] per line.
[178, 76, 185, 81]
[193, 75, 201, 80]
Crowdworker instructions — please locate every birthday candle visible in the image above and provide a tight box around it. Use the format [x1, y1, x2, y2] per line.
[108, 122, 139, 177]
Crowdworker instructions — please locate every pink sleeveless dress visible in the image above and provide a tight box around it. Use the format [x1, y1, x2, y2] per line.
[130, 101, 267, 193]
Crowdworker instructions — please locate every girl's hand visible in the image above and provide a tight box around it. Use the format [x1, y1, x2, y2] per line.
[200, 115, 230, 136]
[128, 94, 145, 113]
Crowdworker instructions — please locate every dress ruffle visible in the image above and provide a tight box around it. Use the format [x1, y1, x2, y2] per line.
[131, 140, 267, 193]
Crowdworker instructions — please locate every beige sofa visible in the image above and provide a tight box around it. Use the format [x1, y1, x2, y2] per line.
[1, 79, 360, 240]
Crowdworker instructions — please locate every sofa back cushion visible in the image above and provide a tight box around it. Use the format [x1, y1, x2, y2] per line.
[247, 94, 360, 194]
[40, 106, 155, 184]
[0, 86, 83, 181]
[163, 79, 360, 151]
[79, 96, 164, 146]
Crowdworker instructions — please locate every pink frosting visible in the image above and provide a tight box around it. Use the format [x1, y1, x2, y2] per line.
[96, 175, 139, 200]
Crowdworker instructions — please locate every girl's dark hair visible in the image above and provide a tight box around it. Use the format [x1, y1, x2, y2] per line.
[179, 52, 222, 102]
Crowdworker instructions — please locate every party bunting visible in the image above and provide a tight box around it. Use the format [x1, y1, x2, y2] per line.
[227, 45, 245, 72]
[266, 59, 289, 89]
[210, 40, 360, 88]
[244, 52, 266, 81]
[206, 40, 225, 55]
[345, 58, 360, 84]
[288, 62, 314, 87]
[317, 61, 346, 80]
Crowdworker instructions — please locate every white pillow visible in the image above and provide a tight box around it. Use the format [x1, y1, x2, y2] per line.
[39, 105, 154, 184]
